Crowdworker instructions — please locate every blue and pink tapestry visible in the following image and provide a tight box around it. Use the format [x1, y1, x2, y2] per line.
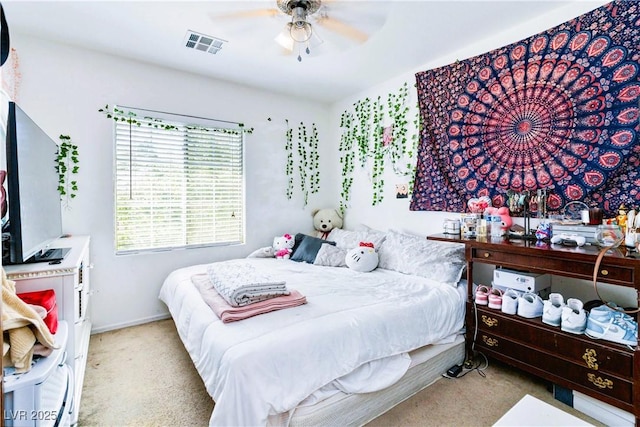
[410, 1, 640, 216]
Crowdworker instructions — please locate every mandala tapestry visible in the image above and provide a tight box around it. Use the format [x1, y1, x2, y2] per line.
[410, 1, 640, 216]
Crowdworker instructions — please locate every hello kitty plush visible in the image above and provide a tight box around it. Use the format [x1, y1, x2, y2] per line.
[273, 233, 295, 259]
[345, 242, 379, 272]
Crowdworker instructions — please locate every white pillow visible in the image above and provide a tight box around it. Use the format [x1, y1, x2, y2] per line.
[357, 225, 387, 247]
[246, 246, 275, 258]
[327, 228, 386, 250]
[377, 229, 465, 286]
[314, 244, 347, 267]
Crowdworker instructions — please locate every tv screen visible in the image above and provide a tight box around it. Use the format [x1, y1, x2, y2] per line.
[2, 102, 63, 264]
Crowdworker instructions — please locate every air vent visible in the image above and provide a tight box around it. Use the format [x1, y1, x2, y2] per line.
[184, 30, 227, 55]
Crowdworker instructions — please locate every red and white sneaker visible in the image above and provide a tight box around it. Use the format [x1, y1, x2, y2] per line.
[475, 285, 490, 305]
[488, 288, 503, 310]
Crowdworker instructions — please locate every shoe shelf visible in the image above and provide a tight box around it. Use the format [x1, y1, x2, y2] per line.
[474, 304, 633, 412]
[429, 234, 640, 425]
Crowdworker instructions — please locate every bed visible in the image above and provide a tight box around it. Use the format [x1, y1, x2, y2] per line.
[159, 228, 467, 426]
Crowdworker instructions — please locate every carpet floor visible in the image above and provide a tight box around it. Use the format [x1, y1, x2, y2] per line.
[79, 319, 604, 426]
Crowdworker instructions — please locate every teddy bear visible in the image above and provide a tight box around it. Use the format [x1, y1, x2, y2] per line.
[273, 233, 294, 259]
[345, 242, 379, 272]
[485, 206, 513, 235]
[312, 208, 343, 240]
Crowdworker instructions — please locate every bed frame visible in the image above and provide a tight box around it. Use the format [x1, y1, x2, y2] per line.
[267, 335, 465, 426]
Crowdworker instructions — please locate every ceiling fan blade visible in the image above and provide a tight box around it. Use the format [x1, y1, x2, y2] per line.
[315, 16, 368, 43]
[209, 8, 280, 21]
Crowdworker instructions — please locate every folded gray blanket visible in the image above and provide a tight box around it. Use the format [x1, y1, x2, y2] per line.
[206, 261, 289, 307]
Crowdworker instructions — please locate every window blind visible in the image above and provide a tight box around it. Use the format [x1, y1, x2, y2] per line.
[114, 109, 244, 254]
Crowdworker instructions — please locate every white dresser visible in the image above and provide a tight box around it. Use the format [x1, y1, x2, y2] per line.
[4, 235, 92, 426]
[3, 321, 72, 427]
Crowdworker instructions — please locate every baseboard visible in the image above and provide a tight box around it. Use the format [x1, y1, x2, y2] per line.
[90, 313, 172, 334]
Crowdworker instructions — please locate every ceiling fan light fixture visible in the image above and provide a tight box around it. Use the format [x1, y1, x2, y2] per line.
[275, 0, 324, 62]
[290, 22, 312, 43]
[289, 6, 312, 42]
[275, 26, 295, 51]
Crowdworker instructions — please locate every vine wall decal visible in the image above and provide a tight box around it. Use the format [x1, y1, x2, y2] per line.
[283, 119, 321, 206]
[338, 82, 420, 211]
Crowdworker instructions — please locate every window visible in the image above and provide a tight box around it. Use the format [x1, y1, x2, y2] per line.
[114, 107, 244, 254]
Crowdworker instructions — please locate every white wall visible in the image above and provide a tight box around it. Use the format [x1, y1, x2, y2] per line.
[9, 36, 336, 332]
[328, 0, 636, 307]
[10, 0, 619, 331]
[330, 0, 609, 236]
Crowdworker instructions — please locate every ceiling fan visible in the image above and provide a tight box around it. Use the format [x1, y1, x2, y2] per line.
[210, 0, 385, 62]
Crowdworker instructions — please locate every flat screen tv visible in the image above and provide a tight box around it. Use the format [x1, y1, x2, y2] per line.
[2, 101, 67, 264]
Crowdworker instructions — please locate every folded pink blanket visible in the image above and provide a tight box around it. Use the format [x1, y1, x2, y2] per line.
[191, 274, 307, 323]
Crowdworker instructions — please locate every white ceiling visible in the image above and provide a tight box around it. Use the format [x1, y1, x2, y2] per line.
[2, 1, 597, 104]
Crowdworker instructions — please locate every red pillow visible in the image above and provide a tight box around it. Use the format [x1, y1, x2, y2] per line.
[17, 289, 58, 334]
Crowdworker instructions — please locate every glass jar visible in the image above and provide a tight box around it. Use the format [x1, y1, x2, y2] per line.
[594, 224, 624, 247]
[461, 213, 480, 237]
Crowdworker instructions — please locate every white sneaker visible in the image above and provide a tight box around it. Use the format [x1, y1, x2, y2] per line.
[501, 289, 519, 315]
[542, 293, 565, 327]
[517, 292, 543, 318]
[561, 298, 587, 334]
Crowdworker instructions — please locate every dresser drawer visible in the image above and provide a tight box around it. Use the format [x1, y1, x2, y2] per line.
[477, 330, 633, 404]
[470, 249, 635, 286]
[476, 308, 632, 378]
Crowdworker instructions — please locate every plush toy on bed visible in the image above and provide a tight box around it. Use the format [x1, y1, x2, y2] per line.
[345, 242, 379, 272]
[273, 233, 295, 259]
[312, 208, 343, 240]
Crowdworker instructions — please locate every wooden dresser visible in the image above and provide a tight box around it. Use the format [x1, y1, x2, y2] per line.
[429, 234, 640, 425]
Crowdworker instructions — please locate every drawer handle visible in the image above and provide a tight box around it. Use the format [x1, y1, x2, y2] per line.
[481, 315, 498, 328]
[587, 373, 613, 389]
[482, 335, 498, 347]
[483, 252, 490, 258]
[582, 348, 599, 370]
[600, 269, 609, 276]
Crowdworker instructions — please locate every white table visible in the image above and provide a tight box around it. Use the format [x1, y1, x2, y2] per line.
[493, 394, 593, 427]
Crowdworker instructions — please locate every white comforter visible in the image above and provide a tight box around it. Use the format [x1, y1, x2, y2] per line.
[159, 258, 465, 426]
